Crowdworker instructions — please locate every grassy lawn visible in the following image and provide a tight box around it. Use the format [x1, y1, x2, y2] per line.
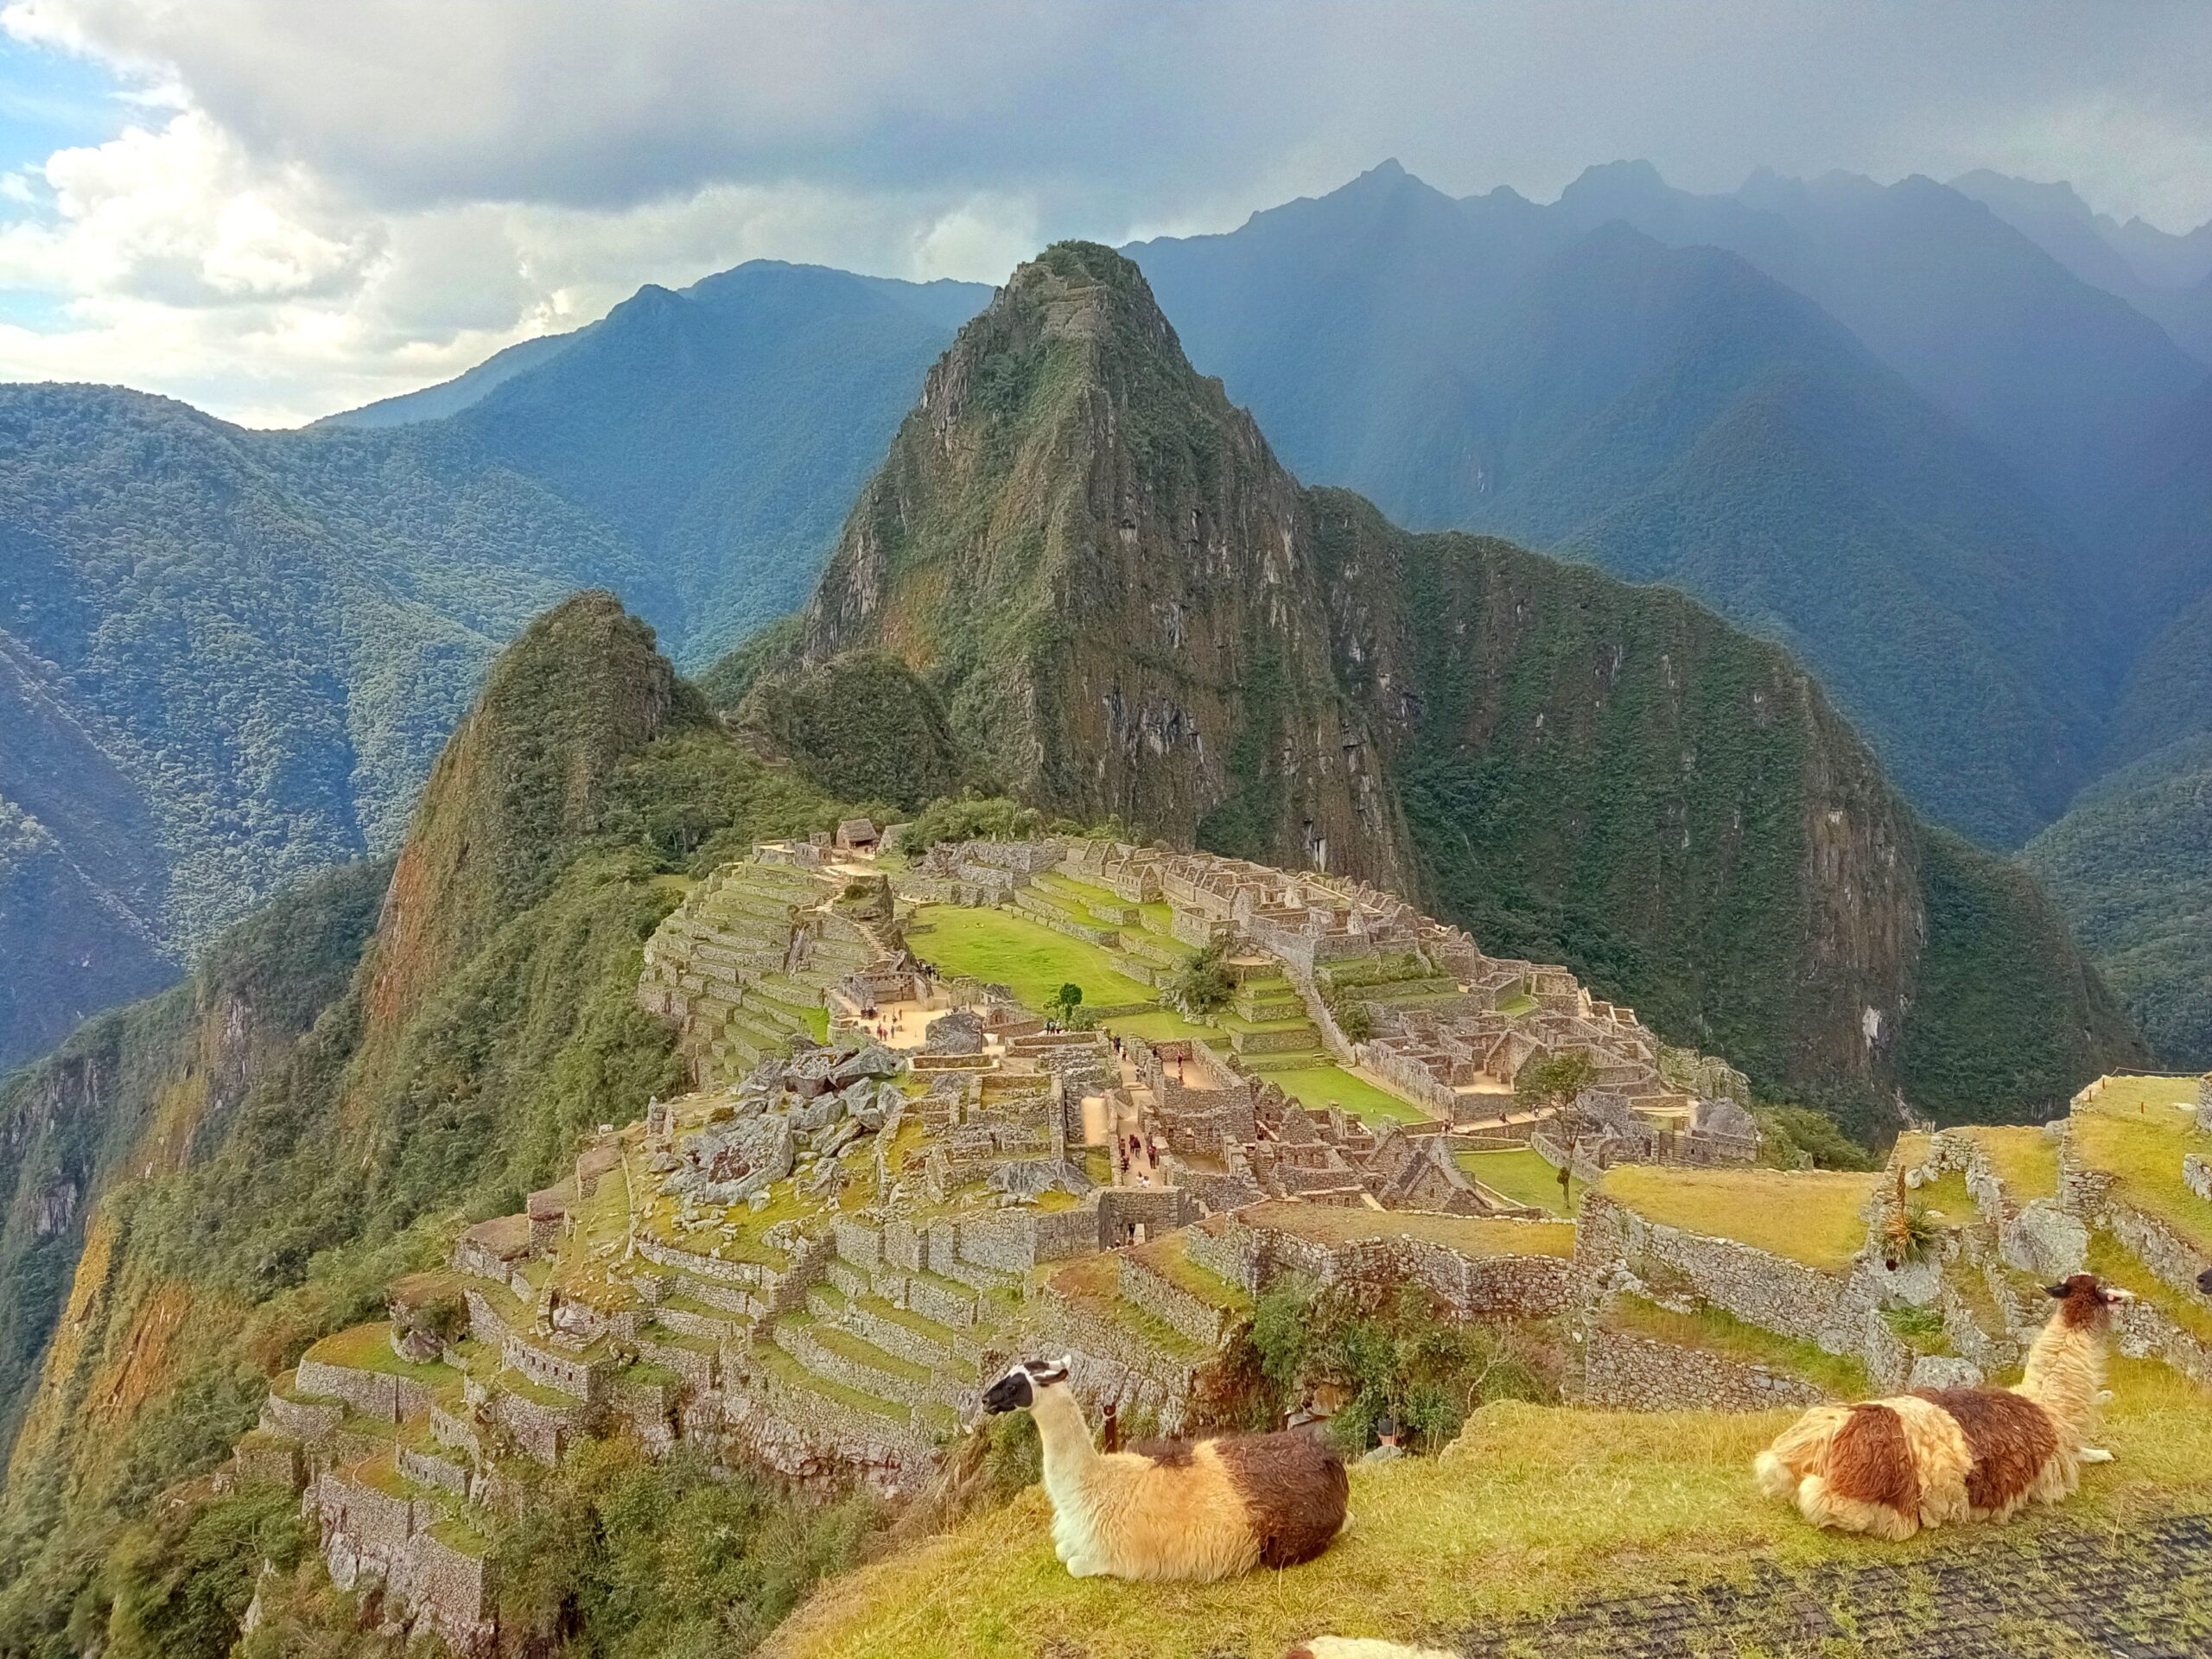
[1456, 1147, 1582, 1215]
[304, 1322, 459, 1385]
[1102, 1007, 1213, 1044]
[1606, 1294, 1869, 1397]
[1599, 1166, 1875, 1274]
[2072, 1076, 2211, 1255]
[1955, 1124, 2060, 1200]
[1237, 1199, 1575, 1259]
[908, 905, 1160, 1014]
[762, 1360, 2212, 1659]
[1266, 1063, 1431, 1127]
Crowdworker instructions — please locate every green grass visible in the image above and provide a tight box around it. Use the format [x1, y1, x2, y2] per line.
[1265, 1063, 1431, 1127]
[757, 1337, 912, 1422]
[303, 1322, 460, 1385]
[764, 1360, 2212, 1659]
[1955, 1124, 2060, 1200]
[2072, 1077, 2212, 1255]
[1599, 1166, 1875, 1274]
[1607, 1295, 1870, 1397]
[908, 904, 1160, 1013]
[1455, 1147, 1582, 1216]
[1101, 1007, 1213, 1044]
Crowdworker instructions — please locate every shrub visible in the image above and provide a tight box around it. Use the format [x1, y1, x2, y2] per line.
[1238, 1279, 1549, 1456]
[1164, 942, 1234, 1019]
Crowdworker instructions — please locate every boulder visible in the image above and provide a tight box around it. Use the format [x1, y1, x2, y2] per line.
[1999, 1200, 2088, 1278]
[1907, 1355, 1984, 1391]
[830, 1044, 901, 1086]
[676, 1114, 795, 1205]
[925, 1008, 987, 1056]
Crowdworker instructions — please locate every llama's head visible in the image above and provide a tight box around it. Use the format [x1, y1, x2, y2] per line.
[2044, 1273, 2133, 1330]
[982, 1356, 1071, 1414]
[2198, 1265, 2212, 1300]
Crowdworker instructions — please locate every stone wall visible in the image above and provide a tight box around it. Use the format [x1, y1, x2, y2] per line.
[1575, 1326, 1830, 1412]
[1205, 1213, 1580, 1318]
[1116, 1254, 1237, 1348]
[1576, 1193, 1858, 1351]
[295, 1357, 440, 1423]
[261, 1389, 343, 1444]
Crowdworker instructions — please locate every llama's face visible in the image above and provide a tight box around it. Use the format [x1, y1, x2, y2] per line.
[982, 1357, 1070, 1414]
[2044, 1273, 2133, 1327]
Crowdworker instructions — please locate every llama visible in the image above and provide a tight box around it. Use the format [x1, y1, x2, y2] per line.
[980, 1357, 1349, 1581]
[1281, 1642, 1455, 1659]
[1754, 1273, 2131, 1540]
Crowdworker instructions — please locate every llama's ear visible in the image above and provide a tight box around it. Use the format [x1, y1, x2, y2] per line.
[2045, 1282, 2069, 1298]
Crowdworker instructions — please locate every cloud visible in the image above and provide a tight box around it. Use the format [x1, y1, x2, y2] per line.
[0, 0, 2209, 423]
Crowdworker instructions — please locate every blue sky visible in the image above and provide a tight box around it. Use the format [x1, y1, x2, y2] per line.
[1, 1, 2209, 427]
[0, 32, 118, 330]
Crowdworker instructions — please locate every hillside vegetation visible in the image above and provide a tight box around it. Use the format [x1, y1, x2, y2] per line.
[0, 264, 979, 1075]
[770, 239, 2142, 1131]
[0, 594, 849, 1652]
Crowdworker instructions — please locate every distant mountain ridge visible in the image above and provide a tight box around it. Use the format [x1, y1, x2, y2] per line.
[1131, 161, 2110, 846]
[3, 164, 2203, 1077]
[0, 264, 986, 1071]
[772, 239, 2142, 1124]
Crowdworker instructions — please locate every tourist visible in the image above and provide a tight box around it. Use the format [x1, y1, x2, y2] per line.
[1361, 1416, 1405, 1464]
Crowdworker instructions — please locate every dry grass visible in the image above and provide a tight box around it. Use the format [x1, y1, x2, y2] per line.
[1599, 1166, 1876, 1274]
[1954, 1125, 2061, 1201]
[2072, 1077, 2211, 1255]
[1237, 1199, 1575, 1260]
[764, 1357, 2212, 1659]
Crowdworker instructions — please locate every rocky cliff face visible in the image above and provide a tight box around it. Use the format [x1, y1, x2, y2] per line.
[800, 243, 1408, 887]
[784, 242, 2141, 1123]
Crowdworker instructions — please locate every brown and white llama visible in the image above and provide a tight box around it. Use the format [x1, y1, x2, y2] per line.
[980, 1357, 1350, 1581]
[1755, 1273, 2131, 1541]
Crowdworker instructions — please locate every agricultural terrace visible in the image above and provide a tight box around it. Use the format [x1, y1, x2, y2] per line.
[2071, 1075, 2212, 1256]
[763, 1360, 2212, 1659]
[1598, 1165, 1878, 1274]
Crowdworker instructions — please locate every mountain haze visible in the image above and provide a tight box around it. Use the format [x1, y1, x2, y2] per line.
[1132, 162, 2099, 845]
[775, 240, 2141, 1124]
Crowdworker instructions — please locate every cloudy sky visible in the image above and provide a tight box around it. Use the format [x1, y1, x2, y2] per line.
[2, 0, 2209, 426]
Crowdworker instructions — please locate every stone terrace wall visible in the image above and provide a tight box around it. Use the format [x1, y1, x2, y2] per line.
[1577, 1192, 1854, 1349]
[295, 1357, 441, 1423]
[1201, 1213, 1580, 1317]
[1576, 1326, 1830, 1412]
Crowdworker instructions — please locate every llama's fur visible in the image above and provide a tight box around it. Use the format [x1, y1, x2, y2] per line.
[1281, 1642, 1456, 1659]
[1754, 1274, 2128, 1540]
[982, 1358, 1348, 1581]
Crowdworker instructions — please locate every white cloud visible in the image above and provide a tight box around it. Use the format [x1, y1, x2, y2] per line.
[0, 0, 2208, 424]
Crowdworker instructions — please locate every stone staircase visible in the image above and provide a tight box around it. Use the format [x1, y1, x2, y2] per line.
[1216, 968, 1328, 1071]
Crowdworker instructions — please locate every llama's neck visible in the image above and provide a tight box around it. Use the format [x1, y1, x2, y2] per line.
[1029, 1385, 1097, 1497]
[2016, 1316, 2106, 1434]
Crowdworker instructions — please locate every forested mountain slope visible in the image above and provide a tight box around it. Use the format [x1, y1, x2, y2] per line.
[0, 594, 845, 1649]
[0, 265, 984, 1072]
[1130, 163, 2101, 847]
[777, 240, 2142, 1127]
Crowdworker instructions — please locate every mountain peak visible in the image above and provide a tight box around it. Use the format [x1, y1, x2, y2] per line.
[1560, 158, 1668, 208]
